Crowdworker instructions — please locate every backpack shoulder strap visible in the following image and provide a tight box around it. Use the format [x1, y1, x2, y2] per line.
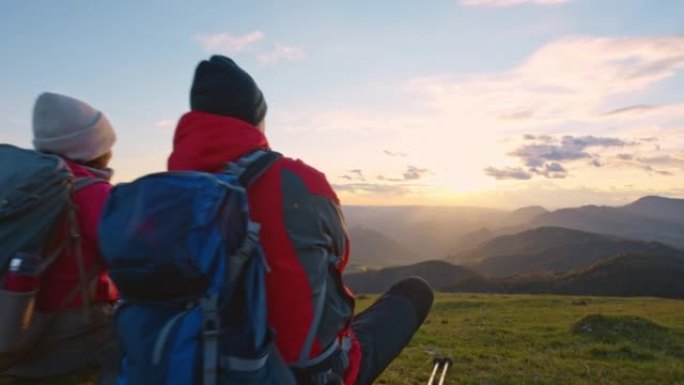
[38, 175, 106, 272]
[226, 150, 282, 187]
[73, 176, 107, 191]
[34, 177, 100, 274]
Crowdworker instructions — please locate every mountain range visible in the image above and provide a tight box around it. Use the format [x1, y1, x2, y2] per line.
[451, 226, 682, 277]
[344, 196, 684, 269]
[343, 196, 684, 298]
[345, 226, 418, 272]
[343, 260, 492, 293]
[345, 252, 684, 299]
[531, 196, 684, 247]
[342, 205, 506, 265]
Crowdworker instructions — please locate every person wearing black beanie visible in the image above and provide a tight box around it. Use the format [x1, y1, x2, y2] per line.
[165, 55, 434, 385]
[190, 55, 267, 127]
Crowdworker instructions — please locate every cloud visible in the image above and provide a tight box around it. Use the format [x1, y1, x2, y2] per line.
[403, 166, 430, 180]
[406, 36, 684, 125]
[376, 166, 432, 182]
[630, 154, 684, 175]
[484, 167, 533, 180]
[638, 154, 684, 166]
[383, 150, 408, 157]
[524, 134, 554, 143]
[343, 169, 366, 181]
[272, 35, 684, 205]
[376, 175, 402, 182]
[510, 135, 634, 169]
[461, 0, 572, 6]
[195, 31, 265, 53]
[258, 43, 307, 64]
[537, 162, 567, 178]
[604, 104, 659, 116]
[499, 109, 535, 120]
[155, 120, 175, 130]
[499, 134, 681, 179]
[487, 134, 643, 180]
[331, 183, 410, 196]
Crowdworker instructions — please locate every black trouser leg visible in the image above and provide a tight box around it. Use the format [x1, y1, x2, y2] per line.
[351, 277, 433, 385]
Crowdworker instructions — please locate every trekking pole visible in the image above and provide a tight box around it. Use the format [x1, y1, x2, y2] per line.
[427, 358, 442, 385]
[437, 358, 452, 385]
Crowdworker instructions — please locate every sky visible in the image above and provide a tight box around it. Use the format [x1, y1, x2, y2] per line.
[1, 0, 683, 209]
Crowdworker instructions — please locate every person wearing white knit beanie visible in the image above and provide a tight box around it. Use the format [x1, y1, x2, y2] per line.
[3, 92, 120, 383]
[32, 92, 116, 165]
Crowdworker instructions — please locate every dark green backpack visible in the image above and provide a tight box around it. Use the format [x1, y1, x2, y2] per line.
[0, 144, 102, 362]
[0, 144, 76, 273]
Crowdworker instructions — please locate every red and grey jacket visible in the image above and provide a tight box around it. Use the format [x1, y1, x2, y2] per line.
[168, 111, 361, 384]
[37, 159, 119, 311]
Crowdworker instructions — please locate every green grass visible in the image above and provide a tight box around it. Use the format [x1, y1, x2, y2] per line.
[362, 294, 684, 385]
[2, 294, 684, 384]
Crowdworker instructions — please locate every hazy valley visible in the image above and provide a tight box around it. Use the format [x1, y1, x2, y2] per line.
[343, 196, 684, 299]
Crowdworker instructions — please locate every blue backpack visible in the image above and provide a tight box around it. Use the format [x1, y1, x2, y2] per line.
[98, 150, 296, 385]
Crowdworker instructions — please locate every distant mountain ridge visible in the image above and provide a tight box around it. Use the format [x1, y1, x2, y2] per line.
[343, 196, 684, 299]
[501, 252, 684, 298]
[451, 226, 682, 277]
[344, 196, 684, 272]
[504, 205, 548, 226]
[532, 196, 684, 247]
[347, 226, 418, 269]
[343, 205, 508, 261]
[621, 195, 684, 225]
[344, 260, 493, 293]
[453, 196, 684, 251]
[346, 253, 684, 299]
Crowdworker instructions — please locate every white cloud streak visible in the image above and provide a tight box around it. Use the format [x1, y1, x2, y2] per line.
[258, 43, 307, 64]
[194, 31, 265, 53]
[155, 120, 175, 130]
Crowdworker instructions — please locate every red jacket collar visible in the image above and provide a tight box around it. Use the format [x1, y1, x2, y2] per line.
[167, 111, 269, 172]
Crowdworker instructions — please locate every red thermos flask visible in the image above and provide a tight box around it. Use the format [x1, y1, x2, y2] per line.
[2, 253, 41, 292]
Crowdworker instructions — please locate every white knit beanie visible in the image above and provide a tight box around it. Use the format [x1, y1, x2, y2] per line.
[32, 92, 116, 162]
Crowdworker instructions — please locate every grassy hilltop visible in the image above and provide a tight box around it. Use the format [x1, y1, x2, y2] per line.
[2, 293, 683, 385]
[364, 294, 684, 385]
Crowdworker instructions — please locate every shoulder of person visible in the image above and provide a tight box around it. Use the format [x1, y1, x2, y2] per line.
[62, 158, 111, 192]
[276, 156, 340, 204]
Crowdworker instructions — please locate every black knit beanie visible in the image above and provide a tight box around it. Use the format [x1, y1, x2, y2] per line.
[190, 55, 267, 126]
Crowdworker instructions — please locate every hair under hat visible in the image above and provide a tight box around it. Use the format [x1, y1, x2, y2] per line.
[32, 92, 116, 162]
[190, 55, 267, 126]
